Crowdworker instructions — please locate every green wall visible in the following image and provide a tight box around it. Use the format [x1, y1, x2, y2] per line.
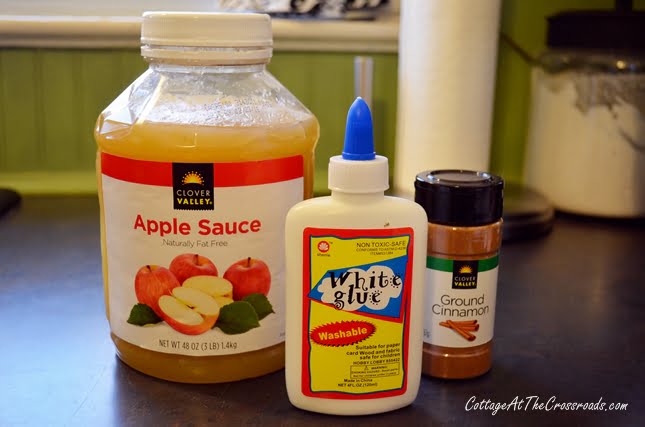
[0, 0, 642, 194]
[270, 52, 398, 194]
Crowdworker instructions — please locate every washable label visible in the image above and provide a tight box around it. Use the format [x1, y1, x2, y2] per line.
[302, 228, 414, 399]
[424, 256, 498, 348]
[101, 152, 303, 356]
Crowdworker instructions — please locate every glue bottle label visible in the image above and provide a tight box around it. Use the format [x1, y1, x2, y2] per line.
[301, 227, 415, 399]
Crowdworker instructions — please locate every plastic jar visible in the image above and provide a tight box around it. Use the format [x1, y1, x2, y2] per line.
[415, 170, 503, 379]
[95, 12, 319, 383]
[524, 6, 645, 217]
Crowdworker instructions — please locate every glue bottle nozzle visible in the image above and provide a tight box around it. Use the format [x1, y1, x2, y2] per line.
[342, 97, 375, 161]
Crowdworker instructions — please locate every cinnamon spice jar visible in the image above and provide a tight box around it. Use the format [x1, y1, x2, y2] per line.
[414, 170, 503, 379]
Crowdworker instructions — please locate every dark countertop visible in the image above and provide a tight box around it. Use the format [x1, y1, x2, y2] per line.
[1, 197, 644, 426]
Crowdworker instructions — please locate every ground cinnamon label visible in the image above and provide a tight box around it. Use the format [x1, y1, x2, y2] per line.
[415, 170, 503, 379]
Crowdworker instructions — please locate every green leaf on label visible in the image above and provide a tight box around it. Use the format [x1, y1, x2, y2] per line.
[127, 304, 162, 326]
[216, 301, 260, 334]
[242, 293, 275, 320]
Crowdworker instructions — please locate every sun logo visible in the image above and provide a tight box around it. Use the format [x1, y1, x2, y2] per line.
[459, 265, 473, 274]
[182, 172, 204, 185]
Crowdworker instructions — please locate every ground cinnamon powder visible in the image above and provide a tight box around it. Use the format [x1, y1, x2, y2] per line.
[415, 170, 503, 379]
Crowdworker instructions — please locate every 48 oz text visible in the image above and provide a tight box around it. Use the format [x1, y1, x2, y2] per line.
[158, 339, 237, 352]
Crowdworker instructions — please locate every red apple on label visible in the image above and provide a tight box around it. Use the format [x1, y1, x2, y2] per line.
[134, 265, 180, 316]
[169, 253, 218, 284]
[224, 257, 271, 301]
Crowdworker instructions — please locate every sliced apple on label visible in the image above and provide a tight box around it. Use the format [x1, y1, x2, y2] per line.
[159, 295, 203, 325]
[158, 288, 220, 335]
[182, 275, 233, 299]
[172, 287, 220, 317]
[214, 296, 235, 308]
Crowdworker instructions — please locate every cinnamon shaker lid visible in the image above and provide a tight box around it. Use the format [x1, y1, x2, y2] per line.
[414, 170, 504, 226]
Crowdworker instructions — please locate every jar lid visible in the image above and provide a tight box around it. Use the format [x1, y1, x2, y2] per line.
[414, 170, 504, 226]
[547, 2, 645, 50]
[140, 12, 273, 63]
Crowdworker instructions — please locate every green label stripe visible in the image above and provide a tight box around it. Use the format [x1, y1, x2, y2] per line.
[426, 255, 498, 272]
[478, 255, 499, 272]
[426, 257, 453, 272]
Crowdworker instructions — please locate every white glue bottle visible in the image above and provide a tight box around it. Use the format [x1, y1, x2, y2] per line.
[285, 98, 428, 415]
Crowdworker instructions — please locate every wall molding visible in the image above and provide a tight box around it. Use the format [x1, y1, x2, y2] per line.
[0, 171, 98, 195]
[0, 15, 399, 52]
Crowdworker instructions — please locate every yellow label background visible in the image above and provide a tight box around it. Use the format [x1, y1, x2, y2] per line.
[307, 234, 410, 395]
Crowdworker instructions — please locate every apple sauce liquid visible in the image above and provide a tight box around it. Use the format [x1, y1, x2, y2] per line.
[94, 22, 318, 382]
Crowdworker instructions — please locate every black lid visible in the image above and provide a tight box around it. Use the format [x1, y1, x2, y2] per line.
[547, 0, 645, 50]
[414, 170, 504, 226]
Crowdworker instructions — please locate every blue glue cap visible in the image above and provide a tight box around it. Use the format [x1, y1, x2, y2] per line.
[328, 97, 389, 194]
[342, 97, 375, 161]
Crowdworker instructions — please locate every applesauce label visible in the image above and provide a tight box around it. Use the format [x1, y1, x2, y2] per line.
[424, 256, 498, 348]
[301, 228, 414, 399]
[100, 153, 303, 356]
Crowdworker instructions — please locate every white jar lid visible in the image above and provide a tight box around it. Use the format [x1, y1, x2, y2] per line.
[141, 12, 272, 62]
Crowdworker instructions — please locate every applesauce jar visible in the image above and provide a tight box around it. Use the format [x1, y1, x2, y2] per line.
[95, 12, 319, 383]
